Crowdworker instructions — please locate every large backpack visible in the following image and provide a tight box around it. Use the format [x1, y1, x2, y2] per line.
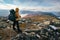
[8, 9, 16, 21]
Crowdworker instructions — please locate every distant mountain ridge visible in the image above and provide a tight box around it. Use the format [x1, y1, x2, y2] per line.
[0, 9, 60, 17]
[21, 10, 60, 17]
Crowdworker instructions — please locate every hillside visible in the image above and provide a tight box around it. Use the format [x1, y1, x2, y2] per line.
[0, 14, 60, 40]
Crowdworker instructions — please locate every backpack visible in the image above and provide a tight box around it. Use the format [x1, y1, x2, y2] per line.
[8, 9, 16, 21]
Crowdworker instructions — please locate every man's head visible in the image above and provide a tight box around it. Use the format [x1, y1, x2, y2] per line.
[15, 8, 19, 12]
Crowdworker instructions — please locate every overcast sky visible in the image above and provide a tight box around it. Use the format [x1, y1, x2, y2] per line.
[0, 0, 60, 12]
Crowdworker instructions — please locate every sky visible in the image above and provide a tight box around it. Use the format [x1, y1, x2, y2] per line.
[0, 0, 60, 12]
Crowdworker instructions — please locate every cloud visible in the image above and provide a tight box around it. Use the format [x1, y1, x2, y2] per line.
[0, 3, 60, 12]
[0, 0, 60, 12]
[0, 0, 4, 2]
[1, 0, 60, 6]
[0, 0, 4, 3]
[21, 6, 60, 12]
[0, 3, 26, 10]
[0, 4, 19, 9]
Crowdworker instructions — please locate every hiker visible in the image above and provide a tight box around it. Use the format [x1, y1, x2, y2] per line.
[8, 8, 22, 33]
[14, 8, 22, 33]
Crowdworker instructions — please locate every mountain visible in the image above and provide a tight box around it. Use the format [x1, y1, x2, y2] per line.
[52, 12, 60, 17]
[21, 10, 56, 17]
[0, 9, 9, 16]
[0, 9, 60, 17]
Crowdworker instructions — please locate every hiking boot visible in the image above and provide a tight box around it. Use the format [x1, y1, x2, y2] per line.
[13, 28, 16, 30]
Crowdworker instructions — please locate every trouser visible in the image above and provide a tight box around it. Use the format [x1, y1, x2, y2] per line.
[13, 21, 22, 32]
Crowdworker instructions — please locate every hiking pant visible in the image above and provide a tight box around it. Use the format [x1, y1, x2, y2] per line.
[13, 21, 22, 32]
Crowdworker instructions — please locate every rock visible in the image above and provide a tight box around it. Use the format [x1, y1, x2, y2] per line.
[33, 22, 40, 25]
[20, 19, 26, 22]
[18, 21, 22, 24]
[0, 35, 2, 40]
[0, 23, 7, 28]
[11, 32, 40, 40]
[0, 16, 60, 40]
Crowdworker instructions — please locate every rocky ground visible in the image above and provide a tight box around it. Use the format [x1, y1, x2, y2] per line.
[0, 15, 60, 40]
